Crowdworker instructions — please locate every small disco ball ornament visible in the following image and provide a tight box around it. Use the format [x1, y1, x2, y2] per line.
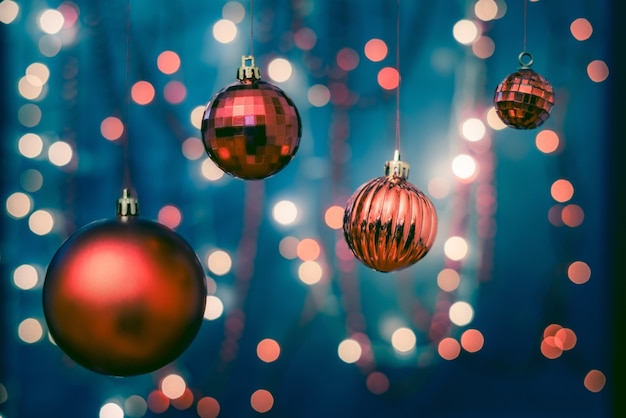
[343, 151, 438, 273]
[43, 189, 207, 376]
[201, 55, 302, 180]
[493, 52, 555, 129]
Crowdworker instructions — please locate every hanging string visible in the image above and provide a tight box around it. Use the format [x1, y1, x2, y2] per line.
[122, 0, 132, 189]
[250, 0, 254, 56]
[523, 0, 527, 52]
[395, 0, 401, 152]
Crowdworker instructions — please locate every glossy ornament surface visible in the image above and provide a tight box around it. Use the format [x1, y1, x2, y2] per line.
[43, 190, 206, 376]
[343, 153, 437, 272]
[493, 52, 555, 129]
[201, 56, 301, 180]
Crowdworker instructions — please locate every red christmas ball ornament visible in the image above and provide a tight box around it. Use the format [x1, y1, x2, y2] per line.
[43, 190, 206, 376]
[343, 152, 438, 273]
[201, 56, 301, 180]
[493, 52, 555, 129]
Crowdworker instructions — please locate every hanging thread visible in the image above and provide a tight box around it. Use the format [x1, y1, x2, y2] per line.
[122, 0, 132, 190]
[523, 0, 527, 52]
[395, 0, 401, 152]
[250, 0, 254, 56]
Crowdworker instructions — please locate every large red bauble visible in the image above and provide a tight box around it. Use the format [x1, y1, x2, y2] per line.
[201, 80, 302, 180]
[493, 68, 555, 129]
[343, 174, 438, 272]
[43, 217, 206, 376]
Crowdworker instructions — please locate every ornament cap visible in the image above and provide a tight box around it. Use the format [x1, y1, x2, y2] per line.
[518, 51, 534, 69]
[384, 149, 410, 179]
[237, 55, 261, 83]
[117, 188, 139, 218]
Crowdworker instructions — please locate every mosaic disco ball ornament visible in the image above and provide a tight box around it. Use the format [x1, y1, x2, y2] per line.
[42, 190, 207, 376]
[493, 52, 555, 129]
[201, 55, 302, 180]
[343, 152, 438, 273]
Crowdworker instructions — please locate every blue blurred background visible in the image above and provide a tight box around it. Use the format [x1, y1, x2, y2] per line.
[1, 0, 621, 417]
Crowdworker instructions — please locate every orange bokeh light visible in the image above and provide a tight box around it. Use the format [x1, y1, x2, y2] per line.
[460, 329, 484, 353]
[197, 397, 221, 418]
[587, 60, 609, 83]
[250, 389, 274, 413]
[158, 205, 182, 229]
[568, 261, 591, 284]
[131, 80, 155, 105]
[324, 205, 344, 230]
[364, 38, 387, 62]
[297, 238, 321, 261]
[561, 204, 584, 227]
[570, 18, 592, 41]
[554, 328, 577, 351]
[366, 372, 389, 394]
[535, 129, 560, 154]
[100, 116, 124, 141]
[157, 50, 181, 74]
[584, 370, 606, 393]
[147, 390, 170, 414]
[257, 338, 281, 363]
[551, 179, 574, 203]
[541, 336, 563, 359]
[543, 324, 562, 338]
[171, 388, 194, 410]
[438, 337, 461, 360]
[377, 67, 399, 90]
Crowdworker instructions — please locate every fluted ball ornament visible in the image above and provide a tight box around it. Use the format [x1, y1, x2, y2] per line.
[343, 151, 438, 273]
[201, 55, 302, 180]
[42, 190, 207, 376]
[493, 52, 555, 129]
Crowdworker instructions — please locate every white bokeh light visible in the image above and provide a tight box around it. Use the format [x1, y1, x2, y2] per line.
[161, 374, 186, 400]
[338, 339, 362, 363]
[6, 192, 32, 218]
[48, 141, 73, 166]
[273, 200, 298, 225]
[0, 0, 19, 24]
[39, 9, 64, 34]
[204, 295, 224, 320]
[18, 133, 44, 158]
[451, 154, 478, 181]
[18, 318, 44, 343]
[13, 264, 39, 290]
[207, 250, 232, 276]
[28, 209, 54, 235]
[444, 236, 469, 261]
[201, 158, 225, 181]
[213, 19, 237, 43]
[267, 58, 293, 83]
[99, 402, 124, 418]
[222, 1, 245, 23]
[391, 327, 416, 353]
[449, 301, 474, 326]
[452, 19, 480, 45]
[298, 261, 322, 285]
[461, 118, 486, 142]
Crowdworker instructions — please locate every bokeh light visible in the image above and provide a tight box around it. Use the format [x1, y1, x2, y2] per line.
[437, 268, 460, 292]
[554, 328, 577, 350]
[124, 395, 147, 418]
[472, 36, 495, 59]
[297, 238, 321, 261]
[449, 301, 474, 326]
[161, 374, 186, 400]
[164, 80, 187, 104]
[584, 370, 606, 393]
[561, 204, 584, 227]
[451, 154, 478, 181]
[366, 372, 389, 394]
[197, 397, 220, 418]
[100, 116, 124, 141]
[100, 402, 124, 418]
[324, 205, 344, 229]
[213, 19, 237, 43]
[438, 337, 461, 360]
[267, 58, 293, 83]
[18, 318, 44, 343]
[0, 0, 19, 24]
[474, 0, 498, 21]
[428, 176, 450, 199]
[444, 236, 469, 261]
[48, 141, 73, 167]
[257, 338, 281, 363]
[568, 261, 591, 284]
[377, 67, 399, 90]
[541, 336, 562, 359]
[28, 209, 54, 235]
[18, 76, 43, 100]
[157, 50, 181, 74]
[336, 47, 359, 71]
[171, 389, 193, 411]
[273, 200, 298, 225]
[147, 390, 169, 414]
[294, 27, 317, 50]
[570, 18, 593, 41]
[39, 9, 64, 34]
[204, 295, 224, 320]
[131, 81, 155, 105]
[201, 158, 225, 181]
[26, 62, 50, 84]
[308, 84, 331, 107]
[158, 205, 182, 229]
[452, 19, 480, 45]
[460, 329, 484, 352]
[486, 107, 507, 130]
[190, 105, 205, 129]
[391, 327, 416, 352]
[38, 35, 62, 57]
[182, 137, 205, 160]
[18, 104, 42, 127]
[13, 264, 39, 290]
[551, 179, 574, 203]
[222, 2, 245, 23]
[6, 192, 32, 219]
[461, 118, 486, 142]
[20, 169, 44, 192]
[364, 38, 387, 62]
[338, 339, 362, 363]
[587, 60, 609, 82]
[535, 129, 560, 153]
[279, 236, 299, 259]
[298, 261, 323, 285]
[250, 389, 274, 413]
[207, 250, 232, 276]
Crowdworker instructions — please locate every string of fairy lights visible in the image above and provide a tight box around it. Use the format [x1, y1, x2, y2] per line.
[1, 0, 611, 417]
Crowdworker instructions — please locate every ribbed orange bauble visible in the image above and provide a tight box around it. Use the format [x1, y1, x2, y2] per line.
[343, 152, 437, 272]
[42, 190, 206, 376]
